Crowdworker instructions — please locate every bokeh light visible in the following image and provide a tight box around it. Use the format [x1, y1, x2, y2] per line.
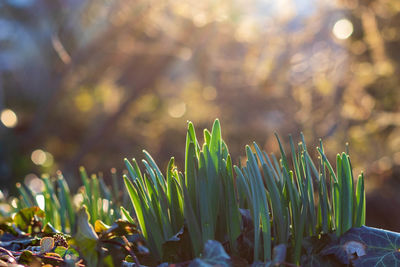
[0, 109, 18, 128]
[203, 86, 217, 101]
[24, 173, 44, 193]
[168, 102, 187, 118]
[35, 194, 45, 210]
[0, 0, 400, 232]
[332, 19, 354, 40]
[31, 149, 47, 165]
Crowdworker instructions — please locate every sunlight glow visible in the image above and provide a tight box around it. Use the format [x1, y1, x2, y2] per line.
[333, 19, 354, 40]
[102, 199, 110, 212]
[31, 149, 47, 165]
[168, 102, 186, 118]
[36, 194, 45, 210]
[203, 86, 217, 101]
[25, 173, 44, 193]
[0, 109, 18, 128]
[42, 152, 54, 167]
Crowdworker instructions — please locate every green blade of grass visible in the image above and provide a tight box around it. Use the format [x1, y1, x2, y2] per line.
[246, 146, 271, 261]
[57, 172, 75, 231]
[56, 186, 67, 232]
[143, 150, 167, 190]
[333, 182, 341, 236]
[254, 142, 287, 244]
[262, 151, 282, 187]
[354, 172, 365, 227]
[275, 134, 290, 172]
[341, 153, 353, 233]
[209, 119, 222, 169]
[203, 129, 211, 146]
[120, 206, 135, 224]
[155, 176, 174, 239]
[186, 121, 200, 158]
[166, 157, 184, 233]
[317, 147, 338, 184]
[79, 167, 91, 208]
[198, 151, 214, 242]
[222, 156, 242, 252]
[301, 153, 316, 236]
[16, 183, 33, 207]
[142, 160, 160, 192]
[204, 145, 220, 233]
[185, 141, 198, 217]
[90, 174, 100, 225]
[123, 175, 147, 238]
[178, 172, 202, 256]
[318, 170, 329, 233]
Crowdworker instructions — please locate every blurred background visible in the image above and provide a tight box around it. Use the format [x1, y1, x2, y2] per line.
[0, 0, 399, 230]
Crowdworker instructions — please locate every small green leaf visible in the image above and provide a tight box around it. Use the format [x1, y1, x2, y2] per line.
[54, 246, 68, 258]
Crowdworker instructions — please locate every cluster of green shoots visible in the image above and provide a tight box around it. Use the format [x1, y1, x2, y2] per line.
[9, 119, 365, 265]
[123, 119, 365, 264]
[14, 168, 123, 232]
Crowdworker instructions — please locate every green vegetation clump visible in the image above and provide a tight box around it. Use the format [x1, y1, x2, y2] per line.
[0, 119, 398, 267]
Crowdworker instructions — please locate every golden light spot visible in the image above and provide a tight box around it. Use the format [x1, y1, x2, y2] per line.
[178, 47, 192, 61]
[375, 61, 394, 76]
[394, 152, 400, 165]
[193, 13, 207, 27]
[168, 102, 186, 118]
[203, 86, 217, 100]
[31, 149, 47, 166]
[42, 152, 54, 167]
[351, 41, 367, 55]
[0, 109, 18, 128]
[234, 19, 258, 42]
[74, 91, 93, 112]
[333, 19, 354, 40]
[377, 156, 392, 172]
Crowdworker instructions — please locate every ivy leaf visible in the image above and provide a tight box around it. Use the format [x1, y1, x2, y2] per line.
[189, 240, 231, 267]
[321, 226, 400, 266]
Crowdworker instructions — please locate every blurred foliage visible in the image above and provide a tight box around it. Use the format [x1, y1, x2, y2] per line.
[0, 0, 399, 229]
